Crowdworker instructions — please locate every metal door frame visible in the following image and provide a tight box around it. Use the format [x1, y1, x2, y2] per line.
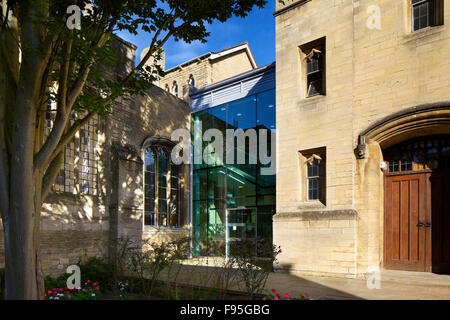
[225, 206, 257, 261]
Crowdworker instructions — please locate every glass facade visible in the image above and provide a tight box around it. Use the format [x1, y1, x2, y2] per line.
[192, 88, 276, 257]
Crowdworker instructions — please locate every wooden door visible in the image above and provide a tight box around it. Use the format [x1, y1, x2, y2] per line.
[431, 171, 450, 273]
[384, 173, 430, 271]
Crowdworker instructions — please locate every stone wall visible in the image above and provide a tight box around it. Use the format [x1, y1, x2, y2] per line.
[159, 58, 211, 101]
[0, 36, 191, 276]
[210, 51, 255, 84]
[158, 48, 255, 102]
[274, 210, 357, 277]
[274, 0, 450, 277]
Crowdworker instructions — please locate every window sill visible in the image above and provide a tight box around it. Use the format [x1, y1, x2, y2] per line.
[303, 93, 326, 101]
[401, 25, 445, 45]
[46, 191, 99, 203]
[143, 225, 186, 233]
[298, 201, 326, 210]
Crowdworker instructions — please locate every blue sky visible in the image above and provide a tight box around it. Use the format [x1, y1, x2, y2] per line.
[116, 0, 276, 70]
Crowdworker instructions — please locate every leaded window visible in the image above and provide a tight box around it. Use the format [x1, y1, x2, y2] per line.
[307, 158, 324, 202]
[301, 37, 326, 98]
[384, 135, 450, 173]
[144, 145, 180, 227]
[412, 0, 444, 31]
[45, 108, 99, 196]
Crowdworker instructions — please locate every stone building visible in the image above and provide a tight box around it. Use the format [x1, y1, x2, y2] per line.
[274, 0, 450, 277]
[2, 0, 449, 281]
[155, 42, 258, 101]
[0, 36, 191, 275]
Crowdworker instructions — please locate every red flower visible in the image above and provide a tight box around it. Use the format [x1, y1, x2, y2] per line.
[271, 289, 276, 293]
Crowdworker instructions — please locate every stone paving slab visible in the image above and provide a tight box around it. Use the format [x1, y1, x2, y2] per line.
[265, 271, 450, 300]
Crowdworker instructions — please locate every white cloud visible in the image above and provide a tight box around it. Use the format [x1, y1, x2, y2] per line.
[165, 40, 208, 69]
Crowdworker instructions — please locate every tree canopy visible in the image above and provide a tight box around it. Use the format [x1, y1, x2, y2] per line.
[0, 0, 266, 300]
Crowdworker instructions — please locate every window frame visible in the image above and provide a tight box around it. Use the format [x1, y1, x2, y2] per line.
[188, 74, 195, 88]
[411, 0, 444, 32]
[143, 140, 181, 228]
[299, 147, 326, 205]
[300, 37, 326, 98]
[46, 107, 100, 196]
[306, 158, 325, 203]
[172, 81, 179, 97]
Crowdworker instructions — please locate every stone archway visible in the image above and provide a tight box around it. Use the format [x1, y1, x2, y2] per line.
[357, 104, 450, 274]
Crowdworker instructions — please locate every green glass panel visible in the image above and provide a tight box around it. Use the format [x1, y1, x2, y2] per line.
[193, 169, 207, 201]
[207, 167, 227, 200]
[192, 89, 276, 258]
[226, 167, 257, 199]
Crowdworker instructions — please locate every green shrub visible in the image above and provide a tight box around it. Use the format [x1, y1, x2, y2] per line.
[79, 257, 115, 291]
[44, 274, 67, 292]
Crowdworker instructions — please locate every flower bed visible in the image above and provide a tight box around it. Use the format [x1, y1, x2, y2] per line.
[44, 280, 101, 300]
[263, 289, 310, 300]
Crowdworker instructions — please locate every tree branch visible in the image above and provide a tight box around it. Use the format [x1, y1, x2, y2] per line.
[66, 25, 114, 110]
[34, 24, 111, 173]
[33, 38, 72, 172]
[41, 150, 64, 202]
[121, 11, 186, 85]
[49, 110, 97, 164]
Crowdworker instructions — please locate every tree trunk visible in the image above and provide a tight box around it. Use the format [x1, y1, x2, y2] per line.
[4, 31, 45, 298]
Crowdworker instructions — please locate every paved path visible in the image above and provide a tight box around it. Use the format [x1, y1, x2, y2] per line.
[166, 258, 450, 300]
[265, 270, 450, 300]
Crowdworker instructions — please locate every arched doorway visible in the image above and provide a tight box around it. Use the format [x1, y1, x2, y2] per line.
[383, 135, 450, 273]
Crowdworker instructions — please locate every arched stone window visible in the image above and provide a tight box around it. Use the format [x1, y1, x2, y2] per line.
[172, 81, 178, 97]
[188, 74, 195, 88]
[143, 138, 180, 227]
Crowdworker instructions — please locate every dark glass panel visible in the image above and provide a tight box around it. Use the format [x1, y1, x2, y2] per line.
[144, 211, 155, 226]
[194, 169, 208, 201]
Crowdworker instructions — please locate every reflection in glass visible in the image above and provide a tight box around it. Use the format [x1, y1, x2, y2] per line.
[192, 89, 276, 257]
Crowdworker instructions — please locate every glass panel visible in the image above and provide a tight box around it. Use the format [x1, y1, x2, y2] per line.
[227, 208, 257, 257]
[226, 168, 257, 199]
[207, 167, 227, 200]
[144, 148, 156, 225]
[193, 200, 208, 256]
[207, 199, 226, 256]
[169, 164, 179, 227]
[158, 148, 168, 226]
[414, 2, 430, 31]
[384, 135, 450, 172]
[194, 169, 207, 201]
[192, 89, 276, 258]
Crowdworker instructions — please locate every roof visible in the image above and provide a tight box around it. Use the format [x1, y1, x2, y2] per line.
[191, 61, 275, 97]
[190, 62, 275, 113]
[164, 41, 258, 73]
